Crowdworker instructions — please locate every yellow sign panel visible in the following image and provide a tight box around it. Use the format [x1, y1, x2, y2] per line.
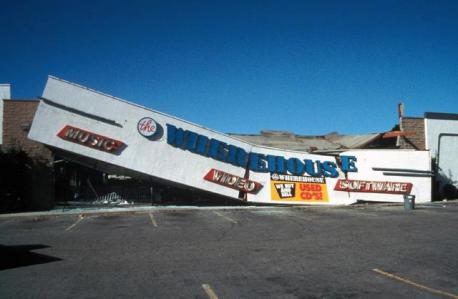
[270, 174, 329, 202]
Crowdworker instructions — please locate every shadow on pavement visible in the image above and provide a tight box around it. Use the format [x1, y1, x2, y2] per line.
[0, 244, 62, 270]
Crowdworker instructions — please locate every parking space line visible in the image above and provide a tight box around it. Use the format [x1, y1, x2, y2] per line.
[65, 215, 84, 231]
[202, 284, 219, 299]
[373, 268, 458, 298]
[149, 213, 158, 227]
[213, 211, 237, 224]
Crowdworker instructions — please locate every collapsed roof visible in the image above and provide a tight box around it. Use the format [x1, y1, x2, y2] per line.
[229, 130, 387, 153]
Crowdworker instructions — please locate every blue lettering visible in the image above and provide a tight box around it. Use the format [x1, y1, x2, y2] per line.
[341, 155, 358, 172]
[305, 159, 322, 176]
[166, 124, 356, 175]
[216, 141, 228, 161]
[249, 153, 268, 172]
[207, 139, 228, 161]
[287, 158, 305, 175]
[226, 145, 238, 164]
[166, 124, 185, 148]
[185, 131, 198, 151]
[195, 135, 209, 155]
[267, 155, 287, 174]
[321, 161, 338, 178]
[227, 145, 248, 167]
[236, 148, 248, 168]
[208, 139, 220, 159]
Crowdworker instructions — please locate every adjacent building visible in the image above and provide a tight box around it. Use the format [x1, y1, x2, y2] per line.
[1, 92, 54, 211]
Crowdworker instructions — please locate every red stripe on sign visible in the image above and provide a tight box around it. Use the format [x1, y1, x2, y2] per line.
[334, 179, 413, 195]
[204, 168, 263, 194]
[57, 125, 126, 154]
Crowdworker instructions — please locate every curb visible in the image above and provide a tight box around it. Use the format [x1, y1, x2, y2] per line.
[0, 200, 456, 219]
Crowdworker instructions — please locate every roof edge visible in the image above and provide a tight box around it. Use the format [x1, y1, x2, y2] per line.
[425, 112, 458, 121]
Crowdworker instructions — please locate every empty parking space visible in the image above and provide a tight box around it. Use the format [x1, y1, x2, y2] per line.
[0, 204, 457, 298]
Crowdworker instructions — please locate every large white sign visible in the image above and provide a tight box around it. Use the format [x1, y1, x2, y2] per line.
[28, 76, 432, 205]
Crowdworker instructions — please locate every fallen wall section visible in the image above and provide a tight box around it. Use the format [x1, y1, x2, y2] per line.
[28, 76, 432, 205]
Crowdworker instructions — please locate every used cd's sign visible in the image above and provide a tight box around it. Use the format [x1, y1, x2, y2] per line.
[270, 173, 329, 202]
[57, 125, 125, 154]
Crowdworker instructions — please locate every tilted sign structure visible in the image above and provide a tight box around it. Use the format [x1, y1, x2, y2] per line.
[29, 76, 432, 205]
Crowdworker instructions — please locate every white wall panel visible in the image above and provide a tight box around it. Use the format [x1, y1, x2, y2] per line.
[426, 118, 458, 156]
[29, 76, 432, 204]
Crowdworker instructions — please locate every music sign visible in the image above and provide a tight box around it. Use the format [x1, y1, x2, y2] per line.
[57, 125, 125, 154]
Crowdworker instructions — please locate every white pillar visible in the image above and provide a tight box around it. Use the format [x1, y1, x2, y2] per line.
[0, 84, 11, 145]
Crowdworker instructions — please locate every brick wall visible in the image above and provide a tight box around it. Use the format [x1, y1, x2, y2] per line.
[398, 117, 426, 150]
[1, 100, 55, 210]
[2, 100, 52, 161]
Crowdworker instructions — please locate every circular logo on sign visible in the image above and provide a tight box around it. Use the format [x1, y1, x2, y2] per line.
[137, 117, 158, 137]
[271, 173, 280, 180]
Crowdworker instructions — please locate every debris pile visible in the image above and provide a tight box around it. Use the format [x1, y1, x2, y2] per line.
[92, 192, 132, 206]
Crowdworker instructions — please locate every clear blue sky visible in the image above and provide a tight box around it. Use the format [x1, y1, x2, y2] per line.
[1, 0, 457, 135]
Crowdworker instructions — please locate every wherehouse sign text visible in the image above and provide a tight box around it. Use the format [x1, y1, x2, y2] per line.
[166, 124, 357, 177]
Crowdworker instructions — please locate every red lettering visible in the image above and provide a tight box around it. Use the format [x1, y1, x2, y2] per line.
[334, 179, 413, 195]
[300, 184, 322, 192]
[64, 128, 80, 139]
[77, 132, 90, 143]
[203, 169, 263, 194]
[57, 125, 125, 154]
[300, 192, 312, 199]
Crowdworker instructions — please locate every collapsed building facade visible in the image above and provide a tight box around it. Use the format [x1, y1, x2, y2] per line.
[1, 76, 456, 209]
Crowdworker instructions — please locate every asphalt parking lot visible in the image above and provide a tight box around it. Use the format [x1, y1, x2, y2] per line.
[1, 203, 457, 299]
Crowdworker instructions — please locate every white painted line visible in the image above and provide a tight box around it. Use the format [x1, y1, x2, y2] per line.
[202, 284, 219, 299]
[373, 268, 458, 298]
[65, 215, 84, 231]
[149, 213, 158, 227]
[0, 205, 288, 219]
[213, 211, 237, 224]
